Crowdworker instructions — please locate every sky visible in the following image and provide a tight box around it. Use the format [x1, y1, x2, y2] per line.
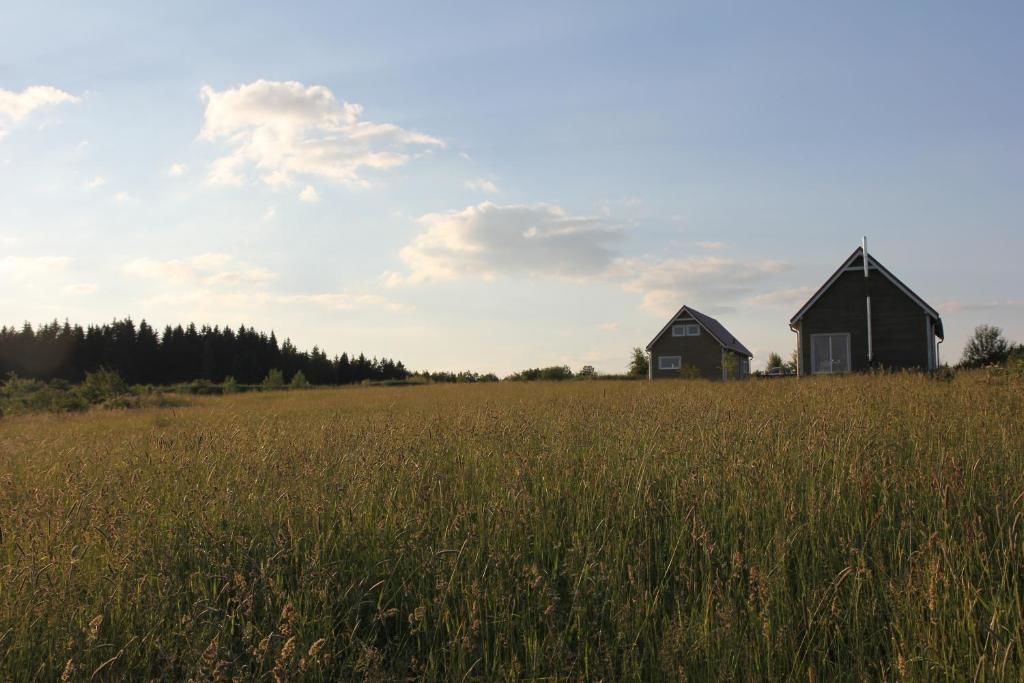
[1, 1, 1022, 374]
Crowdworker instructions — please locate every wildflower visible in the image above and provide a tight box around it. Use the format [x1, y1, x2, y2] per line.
[86, 614, 103, 645]
[307, 637, 326, 658]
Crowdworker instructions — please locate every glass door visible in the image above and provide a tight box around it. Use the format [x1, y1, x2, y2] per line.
[810, 333, 851, 374]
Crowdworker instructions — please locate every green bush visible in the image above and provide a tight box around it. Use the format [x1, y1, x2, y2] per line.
[262, 369, 285, 390]
[78, 368, 129, 403]
[506, 365, 574, 381]
[175, 379, 222, 395]
[679, 364, 702, 379]
[0, 375, 90, 415]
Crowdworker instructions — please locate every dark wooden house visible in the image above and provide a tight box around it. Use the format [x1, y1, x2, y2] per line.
[647, 305, 752, 380]
[789, 243, 944, 375]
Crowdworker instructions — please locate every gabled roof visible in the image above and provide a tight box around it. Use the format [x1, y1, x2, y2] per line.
[789, 246, 943, 338]
[646, 305, 753, 357]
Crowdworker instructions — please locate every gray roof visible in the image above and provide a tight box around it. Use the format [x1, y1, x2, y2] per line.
[646, 305, 753, 357]
[789, 246, 944, 339]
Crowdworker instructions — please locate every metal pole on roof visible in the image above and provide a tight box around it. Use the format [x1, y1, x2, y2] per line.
[864, 236, 873, 364]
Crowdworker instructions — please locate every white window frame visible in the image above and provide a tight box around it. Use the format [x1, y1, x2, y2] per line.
[809, 333, 851, 374]
[658, 355, 682, 370]
[671, 322, 701, 337]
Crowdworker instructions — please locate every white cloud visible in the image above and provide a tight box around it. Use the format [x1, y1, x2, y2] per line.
[598, 322, 620, 332]
[113, 191, 138, 205]
[204, 268, 277, 286]
[84, 176, 107, 190]
[206, 156, 245, 186]
[390, 202, 791, 315]
[696, 241, 726, 249]
[465, 178, 499, 194]
[124, 253, 276, 286]
[0, 255, 71, 282]
[748, 286, 815, 307]
[940, 299, 1023, 314]
[392, 202, 621, 284]
[278, 292, 408, 312]
[299, 185, 319, 202]
[615, 256, 789, 315]
[263, 207, 277, 221]
[167, 163, 187, 177]
[142, 289, 407, 315]
[122, 252, 404, 314]
[63, 283, 98, 295]
[199, 79, 443, 188]
[0, 86, 79, 122]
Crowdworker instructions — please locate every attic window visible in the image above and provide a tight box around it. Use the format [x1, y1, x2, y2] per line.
[672, 324, 700, 337]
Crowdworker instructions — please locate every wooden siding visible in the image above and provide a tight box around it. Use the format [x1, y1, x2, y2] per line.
[650, 320, 724, 380]
[798, 269, 931, 374]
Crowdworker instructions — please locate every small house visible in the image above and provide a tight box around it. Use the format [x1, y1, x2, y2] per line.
[647, 305, 752, 380]
[789, 243, 944, 375]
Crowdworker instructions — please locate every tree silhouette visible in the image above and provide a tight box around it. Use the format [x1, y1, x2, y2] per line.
[961, 325, 1011, 368]
[0, 318, 411, 386]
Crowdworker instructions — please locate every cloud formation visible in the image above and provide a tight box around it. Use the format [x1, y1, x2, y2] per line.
[390, 202, 791, 315]
[613, 256, 789, 314]
[199, 80, 443, 188]
[390, 202, 621, 284]
[0, 255, 72, 282]
[123, 252, 404, 313]
[0, 86, 79, 122]
[123, 253, 276, 286]
[748, 286, 815, 307]
[167, 163, 187, 177]
[63, 283, 98, 295]
[465, 178, 499, 193]
[940, 299, 1023, 314]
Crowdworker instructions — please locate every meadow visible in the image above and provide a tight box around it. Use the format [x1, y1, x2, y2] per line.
[1, 373, 1022, 681]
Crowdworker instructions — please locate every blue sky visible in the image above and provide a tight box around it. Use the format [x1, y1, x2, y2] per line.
[2, 2, 1021, 373]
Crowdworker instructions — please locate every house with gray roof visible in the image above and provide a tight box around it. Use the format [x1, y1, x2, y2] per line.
[789, 243, 944, 375]
[646, 305, 752, 380]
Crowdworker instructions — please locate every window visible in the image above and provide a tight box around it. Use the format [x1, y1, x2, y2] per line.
[809, 333, 851, 374]
[658, 356, 682, 370]
[672, 323, 700, 336]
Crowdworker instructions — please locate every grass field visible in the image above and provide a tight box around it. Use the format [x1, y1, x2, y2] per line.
[1, 373, 1022, 680]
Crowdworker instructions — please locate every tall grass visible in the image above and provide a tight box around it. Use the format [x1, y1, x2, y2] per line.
[1, 373, 1022, 680]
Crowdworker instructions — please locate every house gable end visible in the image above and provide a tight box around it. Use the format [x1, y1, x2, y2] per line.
[647, 305, 727, 351]
[790, 247, 942, 331]
[646, 305, 752, 357]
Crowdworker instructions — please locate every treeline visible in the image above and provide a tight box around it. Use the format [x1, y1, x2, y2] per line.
[0, 319, 409, 386]
[504, 364, 637, 381]
[423, 370, 499, 383]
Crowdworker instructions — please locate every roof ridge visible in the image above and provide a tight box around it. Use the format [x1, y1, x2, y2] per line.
[647, 304, 752, 357]
[790, 245, 941, 324]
